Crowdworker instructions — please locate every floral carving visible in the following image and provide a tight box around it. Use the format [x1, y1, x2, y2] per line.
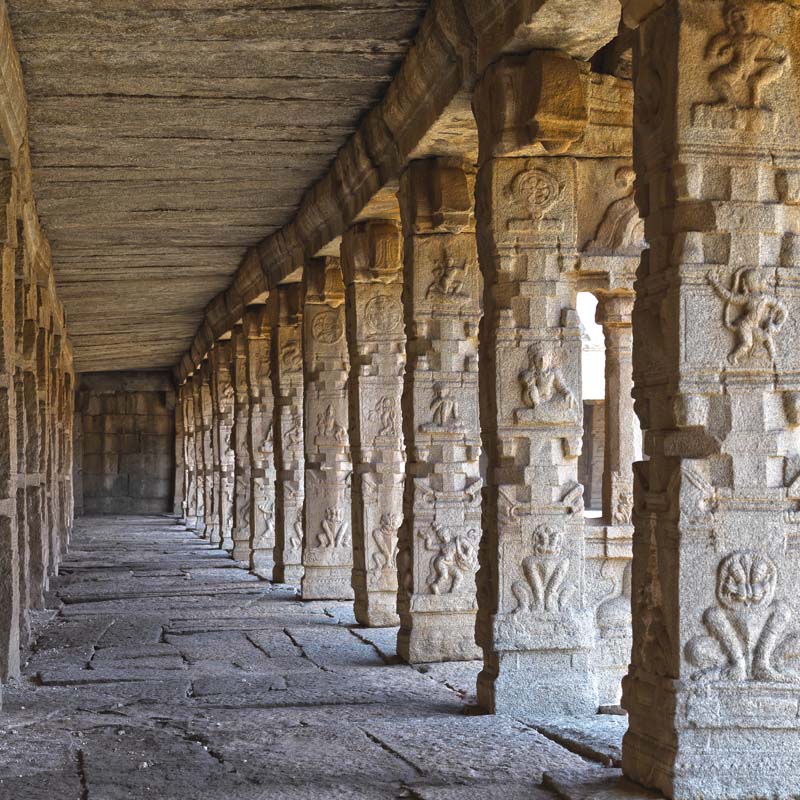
[686, 551, 800, 682]
[512, 168, 561, 224]
[311, 309, 344, 344]
[364, 295, 403, 334]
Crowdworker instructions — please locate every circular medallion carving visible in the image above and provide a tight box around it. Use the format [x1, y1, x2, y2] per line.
[311, 310, 343, 343]
[364, 295, 402, 334]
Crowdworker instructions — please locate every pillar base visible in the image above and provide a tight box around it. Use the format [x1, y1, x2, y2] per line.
[354, 591, 399, 628]
[397, 612, 480, 663]
[477, 651, 597, 719]
[220, 537, 234, 552]
[274, 564, 303, 585]
[251, 553, 274, 581]
[207, 523, 220, 544]
[301, 566, 353, 600]
[231, 543, 251, 564]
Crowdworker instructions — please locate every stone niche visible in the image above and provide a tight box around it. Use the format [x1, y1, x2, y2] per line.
[75, 371, 175, 515]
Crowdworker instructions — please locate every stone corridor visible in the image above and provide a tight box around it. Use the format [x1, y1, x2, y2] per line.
[0, 516, 631, 800]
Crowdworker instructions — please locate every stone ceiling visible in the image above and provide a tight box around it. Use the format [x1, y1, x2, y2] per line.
[6, 0, 429, 373]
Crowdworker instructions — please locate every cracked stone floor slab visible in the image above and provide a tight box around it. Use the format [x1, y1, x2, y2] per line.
[0, 516, 624, 799]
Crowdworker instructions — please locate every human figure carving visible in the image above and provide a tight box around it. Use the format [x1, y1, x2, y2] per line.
[511, 525, 570, 614]
[686, 551, 800, 682]
[289, 510, 303, 551]
[317, 404, 347, 444]
[706, 2, 788, 110]
[707, 268, 787, 364]
[284, 411, 302, 447]
[585, 167, 645, 255]
[519, 344, 576, 412]
[317, 506, 350, 548]
[369, 396, 398, 437]
[426, 382, 460, 429]
[370, 513, 399, 573]
[425, 258, 468, 300]
[420, 523, 479, 595]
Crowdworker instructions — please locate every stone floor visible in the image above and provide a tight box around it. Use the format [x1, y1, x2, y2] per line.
[0, 516, 646, 800]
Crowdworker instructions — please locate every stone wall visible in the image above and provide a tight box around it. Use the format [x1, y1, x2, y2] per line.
[76, 372, 175, 515]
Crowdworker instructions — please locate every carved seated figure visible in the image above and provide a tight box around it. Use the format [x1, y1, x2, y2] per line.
[317, 506, 350, 549]
[686, 551, 800, 682]
[511, 524, 571, 615]
[515, 343, 577, 424]
[420, 382, 463, 433]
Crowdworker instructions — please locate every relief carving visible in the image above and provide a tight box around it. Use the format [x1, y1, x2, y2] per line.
[311, 310, 344, 344]
[584, 167, 645, 255]
[420, 383, 462, 432]
[511, 524, 572, 615]
[281, 340, 303, 371]
[316, 404, 347, 444]
[364, 295, 403, 334]
[686, 551, 800, 682]
[283, 411, 303, 448]
[369, 395, 399, 438]
[560, 481, 584, 517]
[515, 343, 577, 423]
[317, 506, 351, 548]
[289, 509, 304, 551]
[419, 523, 479, 595]
[707, 268, 787, 365]
[369, 512, 400, 574]
[508, 168, 562, 229]
[425, 258, 469, 302]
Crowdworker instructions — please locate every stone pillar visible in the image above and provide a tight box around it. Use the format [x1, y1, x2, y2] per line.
[244, 305, 277, 579]
[0, 162, 19, 679]
[191, 372, 207, 535]
[180, 383, 198, 529]
[199, 364, 215, 541]
[598, 294, 636, 528]
[342, 220, 406, 627]
[230, 326, 251, 562]
[210, 342, 235, 551]
[173, 381, 185, 519]
[620, 2, 800, 797]
[36, 300, 52, 583]
[301, 257, 353, 600]
[396, 158, 483, 663]
[471, 53, 596, 714]
[270, 285, 305, 585]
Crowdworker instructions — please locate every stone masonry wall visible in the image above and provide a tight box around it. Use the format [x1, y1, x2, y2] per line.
[76, 372, 175, 515]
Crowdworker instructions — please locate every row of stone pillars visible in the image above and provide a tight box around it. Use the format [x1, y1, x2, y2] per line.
[0, 160, 75, 694]
[178, 50, 641, 714]
[178, 10, 800, 793]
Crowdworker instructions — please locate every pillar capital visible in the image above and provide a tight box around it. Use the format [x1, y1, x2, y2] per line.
[596, 292, 635, 327]
[340, 219, 402, 285]
[473, 51, 588, 164]
[304, 256, 344, 306]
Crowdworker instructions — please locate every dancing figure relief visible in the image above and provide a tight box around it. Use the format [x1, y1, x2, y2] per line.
[419, 523, 479, 595]
[686, 551, 800, 682]
[707, 268, 787, 365]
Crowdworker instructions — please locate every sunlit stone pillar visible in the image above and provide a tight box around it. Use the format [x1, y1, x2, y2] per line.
[173, 378, 185, 519]
[396, 158, 483, 663]
[180, 383, 199, 529]
[199, 363, 216, 541]
[342, 220, 406, 627]
[0, 163, 19, 680]
[301, 257, 353, 600]
[191, 372, 207, 536]
[620, 1, 800, 796]
[230, 326, 251, 562]
[270, 285, 305, 584]
[244, 305, 277, 579]
[472, 52, 596, 714]
[210, 342, 235, 551]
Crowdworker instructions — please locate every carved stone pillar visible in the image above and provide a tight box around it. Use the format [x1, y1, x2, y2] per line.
[199, 364, 215, 541]
[0, 164, 19, 680]
[396, 158, 483, 663]
[244, 306, 277, 579]
[301, 257, 353, 600]
[472, 53, 596, 714]
[36, 302, 52, 583]
[270, 285, 305, 584]
[210, 342, 235, 551]
[180, 383, 198, 529]
[621, 2, 800, 797]
[173, 379, 185, 519]
[191, 372, 207, 536]
[230, 326, 251, 562]
[342, 220, 406, 627]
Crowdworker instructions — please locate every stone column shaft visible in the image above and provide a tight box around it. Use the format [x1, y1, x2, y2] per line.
[397, 158, 483, 663]
[191, 372, 207, 535]
[622, 2, 800, 797]
[301, 257, 354, 600]
[231, 327, 251, 562]
[342, 220, 406, 627]
[244, 306, 277, 579]
[472, 52, 596, 715]
[270, 285, 305, 584]
[210, 342, 235, 551]
[199, 365, 215, 540]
